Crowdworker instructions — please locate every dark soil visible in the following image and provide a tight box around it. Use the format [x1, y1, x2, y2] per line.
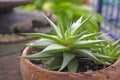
[77, 59, 107, 72]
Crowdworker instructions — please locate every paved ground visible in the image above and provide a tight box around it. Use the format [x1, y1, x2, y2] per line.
[0, 42, 27, 80]
[0, 52, 22, 80]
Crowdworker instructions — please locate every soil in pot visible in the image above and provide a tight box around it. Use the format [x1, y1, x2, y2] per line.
[29, 48, 108, 73]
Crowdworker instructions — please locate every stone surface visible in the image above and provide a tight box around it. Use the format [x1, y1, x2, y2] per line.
[0, 40, 26, 55]
[0, 0, 33, 12]
[0, 9, 52, 80]
[0, 8, 50, 34]
[0, 51, 22, 80]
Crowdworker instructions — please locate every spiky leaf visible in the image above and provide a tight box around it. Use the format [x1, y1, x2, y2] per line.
[79, 32, 100, 40]
[23, 33, 63, 44]
[68, 58, 78, 72]
[116, 51, 120, 57]
[41, 44, 70, 53]
[66, 31, 86, 44]
[112, 39, 120, 48]
[22, 52, 62, 59]
[44, 14, 62, 38]
[93, 53, 112, 59]
[110, 45, 120, 57]
[27, 39, 54, 48]
[71, 16, 83, 34]
[46, 57, 62, 70]
[58, 52, 76, 71]
[71, 40, 106, 48]
[76, 49, 102, 63]
[72, 15, 93, 35]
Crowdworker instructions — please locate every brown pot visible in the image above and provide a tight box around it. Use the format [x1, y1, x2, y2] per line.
[20, 47, 120, 80]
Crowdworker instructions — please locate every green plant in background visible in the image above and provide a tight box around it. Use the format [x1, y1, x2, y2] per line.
[19, 0, 104, 33]
[19, 0, 85, 10]
[22, 15, 120, 72]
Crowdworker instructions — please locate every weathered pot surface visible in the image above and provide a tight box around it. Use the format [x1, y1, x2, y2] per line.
[20, 47, 120, 80]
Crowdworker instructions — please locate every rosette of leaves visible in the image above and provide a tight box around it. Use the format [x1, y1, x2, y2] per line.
[22, 15, 120, 72]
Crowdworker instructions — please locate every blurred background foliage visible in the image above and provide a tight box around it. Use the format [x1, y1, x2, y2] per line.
[19, 0, 104, 33]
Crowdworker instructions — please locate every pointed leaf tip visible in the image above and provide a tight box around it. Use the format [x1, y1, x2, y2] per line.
[73, 14, 94, 35]
[43, 13, 62, 38]
[71, 16, 83, 33]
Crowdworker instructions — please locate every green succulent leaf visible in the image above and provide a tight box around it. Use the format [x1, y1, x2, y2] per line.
[102, 48, 108, 55]
[79, 32, 100, 40]
[112, 39, 120, 49]
[58, 23, 66, 40]
[27, 38, 54, 48]
[71, 16, 83, 34]
[72, 14, 93, 35]
[68, 58, 78, 72]
[93, 53, 112, 59]
[66, 31, 86, 44]
[116, 51, 120, 57]
[23, 33, 64, 44]
[110, 45, 120, 57]
[41, 44, 70, 53]
[44, 14, 62, 38]
[76, 49, 102, 63]
[106, 41, 113, 53]
[21, 52, 62, 59]
[58, 52, 76, 71]
[46, 57, 62, 70]
[71, 40, 106, 48]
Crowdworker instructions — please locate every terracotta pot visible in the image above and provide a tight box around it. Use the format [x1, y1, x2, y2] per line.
[20, 47, 120, 80]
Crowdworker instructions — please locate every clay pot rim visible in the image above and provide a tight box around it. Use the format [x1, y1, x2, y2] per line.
[21, 46, 120, 74]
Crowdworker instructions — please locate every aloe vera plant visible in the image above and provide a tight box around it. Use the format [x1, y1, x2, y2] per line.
[22, 15, 120, 72]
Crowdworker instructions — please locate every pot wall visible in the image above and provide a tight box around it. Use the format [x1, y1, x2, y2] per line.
[20, 47, 120, 80]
